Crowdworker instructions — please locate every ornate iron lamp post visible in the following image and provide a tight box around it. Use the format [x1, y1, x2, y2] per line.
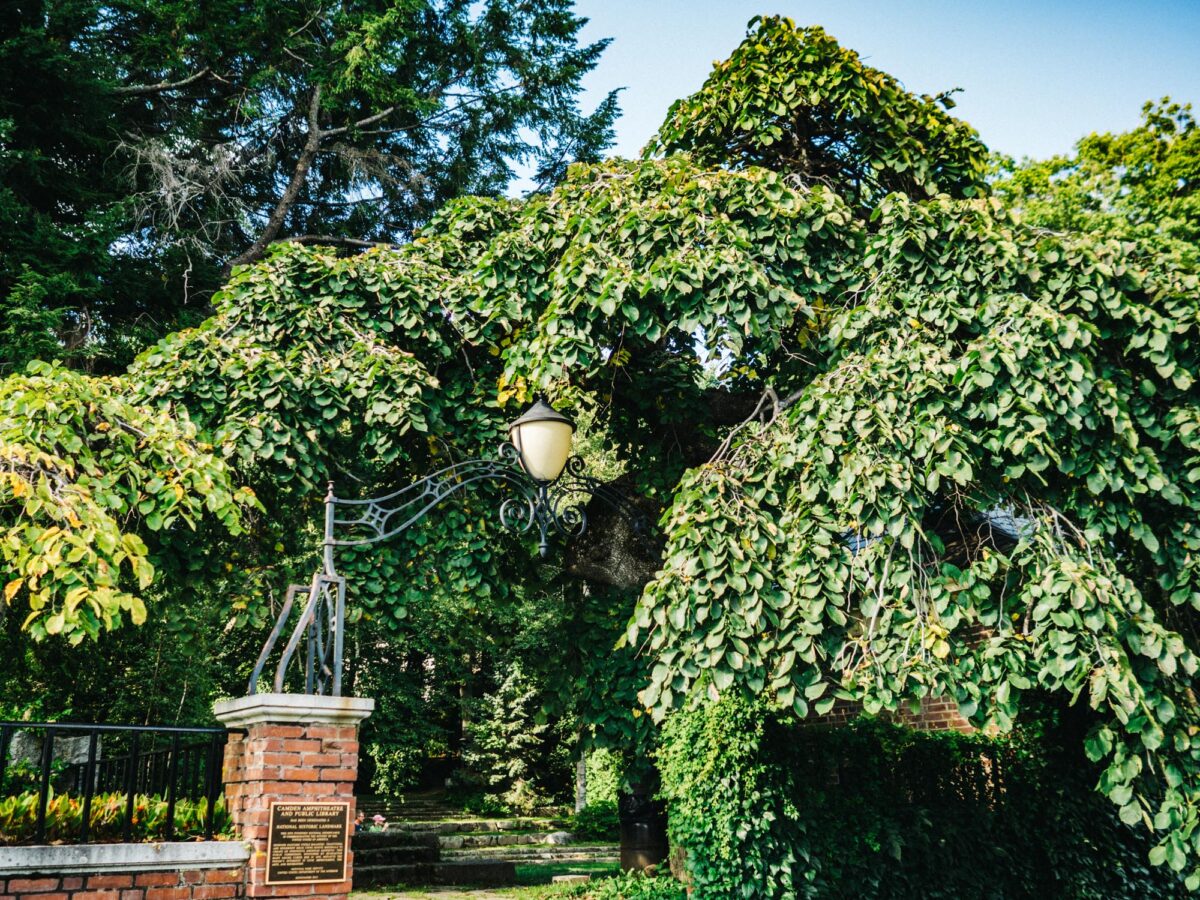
[249, 395, 636, 696]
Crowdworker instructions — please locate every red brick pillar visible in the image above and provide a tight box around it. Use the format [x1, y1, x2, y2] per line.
[214, 694, 374, 900]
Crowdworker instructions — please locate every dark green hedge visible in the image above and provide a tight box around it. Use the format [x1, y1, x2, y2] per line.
[659, 694, 1187, 899]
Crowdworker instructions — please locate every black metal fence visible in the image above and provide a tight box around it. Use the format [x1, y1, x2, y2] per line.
[0, 721, 229, 845]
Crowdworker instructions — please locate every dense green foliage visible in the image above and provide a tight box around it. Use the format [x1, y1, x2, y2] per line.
[2, 12, 1198, 889]
[584, 749, 622, 805]
[0, 361, 252, 641]
[649, 17, 990, 207]
[0, 0, 616, 372]
[629, 18, 1200, 886]
[569, 800, 619, 841]
[561, 871, 685, 900]
[111, 151, 829, 781]
[659, 695, 1185, 898]
[630, 187, 1200, 879]
[995, 100, 1199, 261]
[458, 660, 573, 812]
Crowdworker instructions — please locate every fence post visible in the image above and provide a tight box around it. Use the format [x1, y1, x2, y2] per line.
[79, 730, 98, 843]
[33, 728, 54, 844]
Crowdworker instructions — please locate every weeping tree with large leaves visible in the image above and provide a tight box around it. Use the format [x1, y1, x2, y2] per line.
[631, 17, 1200, 893]
[2, 12, 1199, 892]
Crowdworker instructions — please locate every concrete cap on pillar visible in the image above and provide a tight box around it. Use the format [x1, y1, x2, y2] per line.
[213, 692, 375, 728]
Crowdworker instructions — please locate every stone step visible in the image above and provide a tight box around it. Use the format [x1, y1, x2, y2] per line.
[353, 844, 439, 866]
[352, 831, 440, 849]
[357, 798, 565, 819]
[353, 860, 515, 888]
[438, 830, 574, 849]
[350, 830, 441, 844]
[393, 818, 565, 834]
[444, 842, 617, 854]
[443, 853, 616, 866]
[443, 852, 618, 864]
[442, 846, 618, 864]
[387, 815, 483, 822]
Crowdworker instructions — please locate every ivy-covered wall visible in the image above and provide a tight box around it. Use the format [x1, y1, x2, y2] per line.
[659, 694, 1187, 899]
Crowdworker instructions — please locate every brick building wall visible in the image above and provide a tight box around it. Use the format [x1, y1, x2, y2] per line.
[1, 867, 246, 900]
[806, 695, 973, 733]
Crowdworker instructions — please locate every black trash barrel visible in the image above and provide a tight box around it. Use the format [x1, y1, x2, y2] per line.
[618, 787, 668, 871]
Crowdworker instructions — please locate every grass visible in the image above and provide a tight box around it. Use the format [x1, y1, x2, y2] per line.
[350, 888, 577, 898]
[351, 889, 574, 899]
[515, 860, 621, 885]
[351, 859, 623, 898]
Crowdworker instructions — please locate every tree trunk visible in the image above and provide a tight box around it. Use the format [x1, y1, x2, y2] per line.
[224, 86, 324, 274]
[575, 752, 587, 812]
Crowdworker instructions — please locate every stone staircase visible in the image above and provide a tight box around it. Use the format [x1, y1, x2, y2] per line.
[355, 792, 619, 872]
[441, 843, 620, 864]
[351, 831, 515, 889]
[357, 791, 566, 824]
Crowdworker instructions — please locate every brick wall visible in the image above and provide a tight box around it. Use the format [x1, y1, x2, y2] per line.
[222, 723, 360, 837]
[1, 696, 369, 900]
[0, 867, 246, 900]
[805, 695, 973, 733]
[214, 695, 373, 900]
[222, 724, 358, 899]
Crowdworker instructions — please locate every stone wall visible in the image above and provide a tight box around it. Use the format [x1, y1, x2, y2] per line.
[0, 843, 250, 900]
[5, 731, 94, 768]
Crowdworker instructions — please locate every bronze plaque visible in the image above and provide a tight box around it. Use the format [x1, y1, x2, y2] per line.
[265, 801, 350, 885]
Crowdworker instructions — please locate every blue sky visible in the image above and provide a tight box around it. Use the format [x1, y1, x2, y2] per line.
[571, 0, 1200, 161]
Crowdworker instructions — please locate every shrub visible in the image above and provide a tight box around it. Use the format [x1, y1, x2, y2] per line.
[457, 790, 512, 818]
[584, 749, 622, 806]
[367, 743, 424, 801]
[0, 757, 68, 795]
[659, 693, 1187, 899]
[570, 800, 619, 841]
[457, 661, 571, 814]
[0, 790, 232, 844]
[564, 871, 685, 900]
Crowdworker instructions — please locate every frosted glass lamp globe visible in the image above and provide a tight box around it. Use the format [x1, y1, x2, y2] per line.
[508, 397, 575, 484]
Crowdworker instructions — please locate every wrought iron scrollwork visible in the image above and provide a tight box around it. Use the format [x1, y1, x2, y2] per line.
[249, 443, 640, 696]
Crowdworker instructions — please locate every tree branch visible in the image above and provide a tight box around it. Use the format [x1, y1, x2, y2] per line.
[282, 235, 399, 250]
[294, 194, 386, 209]
[114, 67, 212, 96]
[707, 386, 805, 466]
[320, 105, 399, 138]
[224, 86, 325, 272]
